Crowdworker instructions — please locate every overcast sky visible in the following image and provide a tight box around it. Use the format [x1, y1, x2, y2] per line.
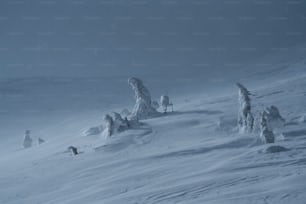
[0, 0, 305, 78]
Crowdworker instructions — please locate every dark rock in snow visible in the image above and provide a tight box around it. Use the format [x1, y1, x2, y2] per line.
[68, 146, 78, 155]
[265, 145, 288, 153]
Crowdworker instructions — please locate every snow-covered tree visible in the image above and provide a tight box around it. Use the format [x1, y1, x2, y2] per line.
[260, 110, 275, 143]
[264, 105, 285, 129]
[160, 95, 169, 113]
[84, 112, 132, 137]
[160, 95, 173, 113]
[120, 108, 131, 117]
[103, 114, 114, 137]
[237, 83, 254, 133]
[128, 77, 157, 119]
[23, 130, 33, 149]
[113, 112, 124, 122]
[112, 112, 129, 132]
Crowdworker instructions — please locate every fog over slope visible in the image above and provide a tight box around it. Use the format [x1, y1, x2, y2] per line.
[0, 0, 305, 78]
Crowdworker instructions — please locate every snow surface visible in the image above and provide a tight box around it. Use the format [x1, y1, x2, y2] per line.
[1, 47, 306, 204]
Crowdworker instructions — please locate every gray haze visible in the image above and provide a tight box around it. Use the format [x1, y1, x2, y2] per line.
[0, 0, 305, 78]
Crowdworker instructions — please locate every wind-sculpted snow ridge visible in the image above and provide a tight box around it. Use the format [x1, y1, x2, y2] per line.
[1, 62, 306, 203]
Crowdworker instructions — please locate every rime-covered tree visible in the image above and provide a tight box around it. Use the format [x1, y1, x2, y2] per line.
[23, 130, 33, 149]
[260, 110, 275, 143]
[113, 112, 124, 123]
[120, 108, 131, 117]
[103, 114, 114, 137]
[128, 77, 157, 119]
[264, 105, 285, 129]
[112, 112, 129, 132]
[160, 95, 169, 113]
[237, 83, 254, 133]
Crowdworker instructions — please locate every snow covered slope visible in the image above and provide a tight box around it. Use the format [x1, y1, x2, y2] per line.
[1, 48, 306, 204]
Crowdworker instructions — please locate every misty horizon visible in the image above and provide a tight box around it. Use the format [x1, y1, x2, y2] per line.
[0, 0, 305, 78]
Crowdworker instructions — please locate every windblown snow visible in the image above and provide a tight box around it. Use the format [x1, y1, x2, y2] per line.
[1, 47, 306, 204]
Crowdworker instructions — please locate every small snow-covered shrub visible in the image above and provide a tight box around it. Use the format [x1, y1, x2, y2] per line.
[236, 83, 254, 133]
[112, 112, 129, 132]
[102, 112, 132, 137]
[85, 112, 132, 138]
[38, 138, 45, 145]
[260, 111, 275, 143]
[23, 130, 33, 149]
[128, 77, 158, 119]
[151, 100, 160, 110]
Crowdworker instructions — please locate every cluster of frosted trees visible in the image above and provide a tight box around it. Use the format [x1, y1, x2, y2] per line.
[83, 77, 173, 139]
[85, 80, 286, 146]
[22, 77, 286, 150]
[236, 83, 285, 144]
